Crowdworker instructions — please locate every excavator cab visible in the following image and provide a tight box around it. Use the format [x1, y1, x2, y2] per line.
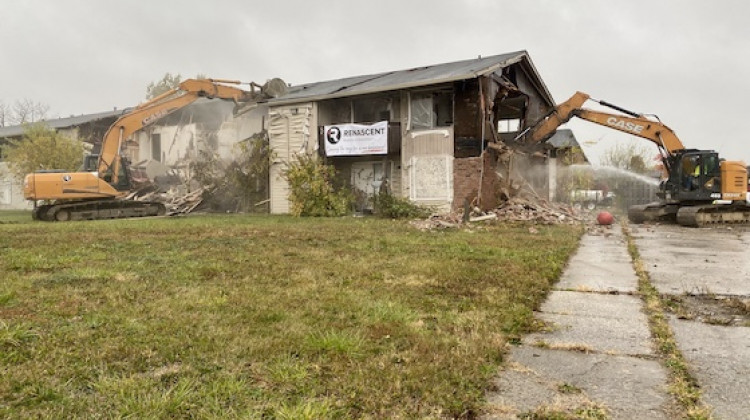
[662, 150, 721, 202]
[100, 156, 132, 192]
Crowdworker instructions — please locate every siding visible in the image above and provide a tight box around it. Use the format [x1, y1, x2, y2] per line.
[399, 92, 454, 210]
[268, 103, 316, 214]
[0, 162, 31, 210]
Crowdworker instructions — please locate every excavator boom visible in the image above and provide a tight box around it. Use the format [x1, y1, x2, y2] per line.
[520, 91, 684, 154]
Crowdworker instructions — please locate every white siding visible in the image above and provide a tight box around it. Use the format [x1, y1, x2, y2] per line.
[399, 92, 454, 210]
[0, 163, 32, 210]
[268, 103, 316, 214]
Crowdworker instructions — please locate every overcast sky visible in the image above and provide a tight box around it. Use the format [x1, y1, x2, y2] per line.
[2, 0, 749, 165]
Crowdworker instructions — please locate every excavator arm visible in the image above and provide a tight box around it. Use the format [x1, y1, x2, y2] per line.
[98, 79, 260, 185]
[518, 91, 685, 155]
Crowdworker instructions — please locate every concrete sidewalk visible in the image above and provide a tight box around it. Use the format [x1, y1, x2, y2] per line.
[484, 225, 674, 419]
[634, 225, 750, 420]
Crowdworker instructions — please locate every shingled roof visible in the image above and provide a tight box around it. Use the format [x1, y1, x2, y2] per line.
[271, 50, 554, 106]
[0, 109, 129, 138]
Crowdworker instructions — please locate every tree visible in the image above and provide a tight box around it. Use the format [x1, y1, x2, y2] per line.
[600, 142, 655, 174]
[145, 73, 209, 100]
[1, 123, 85, 180]
[146, 73, 183, 99]
[0, 102, 9, 127]
[1, 99, 50, 125]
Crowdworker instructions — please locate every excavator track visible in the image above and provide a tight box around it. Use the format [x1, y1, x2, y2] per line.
[627, 202, 679, 224]
[675, 204, 750, 227]
[37, 199, 166, 222]
[629, 202, 750, 227]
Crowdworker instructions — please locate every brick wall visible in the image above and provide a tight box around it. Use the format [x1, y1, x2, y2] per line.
[453, 151, 499, 212]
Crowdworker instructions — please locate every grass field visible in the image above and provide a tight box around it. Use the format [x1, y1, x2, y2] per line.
[0, 210, 31, 224]
[0, 213, 581, 418]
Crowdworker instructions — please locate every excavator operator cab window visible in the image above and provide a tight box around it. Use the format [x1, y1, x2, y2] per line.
[702, 155, 719, 176]
[80, 154, 99, 172]
[681, 155, 701, 190]
[113, 157, 132, 191]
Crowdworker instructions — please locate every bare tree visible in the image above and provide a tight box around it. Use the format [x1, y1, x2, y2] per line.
[600, 142, 655, 174]
[11, 99, 49, 125]
[0, 102, 9, 127]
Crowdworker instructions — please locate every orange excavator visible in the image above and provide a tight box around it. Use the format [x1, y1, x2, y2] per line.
[24, 78, 264, 221]
[517, 91, 750, 227]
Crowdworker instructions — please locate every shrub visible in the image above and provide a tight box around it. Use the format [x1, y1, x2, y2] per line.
[373, 190, 430, 219]
[284, 155, 352, 217]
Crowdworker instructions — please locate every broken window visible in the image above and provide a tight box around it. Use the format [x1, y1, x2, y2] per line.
[410, 90, 453, 130]
[498, 118, 521, 133]
[151, 133, 161, 162]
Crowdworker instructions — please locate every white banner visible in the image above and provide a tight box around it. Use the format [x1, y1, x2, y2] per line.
[324, 121, 388, 156]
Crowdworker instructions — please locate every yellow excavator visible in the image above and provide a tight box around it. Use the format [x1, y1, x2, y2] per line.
[24, 78, 264, 221]
[516, 91, 750, 227]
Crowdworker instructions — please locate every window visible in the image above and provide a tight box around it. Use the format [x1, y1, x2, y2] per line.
[328, 101, 352, 124]
[498, 119, 521, 133]
[151, 133, 161, 162]
[410, 90, 452, 130]
[353, 97, 391, 123]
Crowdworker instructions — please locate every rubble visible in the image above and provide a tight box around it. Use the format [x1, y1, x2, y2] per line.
[125, 186, 204, 216]
[409, 196, 585, 231]
[492, 197, 581, 224]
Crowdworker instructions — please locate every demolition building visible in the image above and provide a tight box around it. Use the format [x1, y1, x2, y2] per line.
[264, 51, 560, 214]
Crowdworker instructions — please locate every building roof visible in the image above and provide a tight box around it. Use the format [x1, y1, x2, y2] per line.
[271, 50, 554, 106]
[547, 129, 579, 149]
[0, 109, 129, 138]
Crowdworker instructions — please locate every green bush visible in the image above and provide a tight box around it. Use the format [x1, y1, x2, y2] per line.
[1, 123, 85, 180]
[373, 190, 430, 219]
[284, 155, 352, 217]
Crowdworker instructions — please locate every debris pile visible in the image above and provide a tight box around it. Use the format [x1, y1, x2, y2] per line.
[410, 197, 584, 231]
[492, 197, 581, 224]
[125, 186, 205, 216]
[410, 197, 587, 230]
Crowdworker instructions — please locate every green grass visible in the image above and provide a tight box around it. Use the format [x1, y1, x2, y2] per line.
[0, 210, 31, 224]
[0, 214, 581, 418]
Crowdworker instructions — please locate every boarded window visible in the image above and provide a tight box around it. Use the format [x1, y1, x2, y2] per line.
[410, 91, 453, 130]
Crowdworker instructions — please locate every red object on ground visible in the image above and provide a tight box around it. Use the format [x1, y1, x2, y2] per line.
[597, 211, 614, 225]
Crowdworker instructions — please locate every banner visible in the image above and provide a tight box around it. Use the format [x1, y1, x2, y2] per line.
[324, 121, 388, 156]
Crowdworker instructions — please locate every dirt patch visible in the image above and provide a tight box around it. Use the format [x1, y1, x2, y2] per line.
[663, 294, 750, 326]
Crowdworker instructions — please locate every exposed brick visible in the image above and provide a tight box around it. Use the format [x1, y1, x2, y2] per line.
[453, 152, 499, 211]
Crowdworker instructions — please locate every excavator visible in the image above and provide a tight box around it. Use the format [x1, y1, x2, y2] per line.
[23, 78, 265, 221]
[516, 91, 750, 227]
